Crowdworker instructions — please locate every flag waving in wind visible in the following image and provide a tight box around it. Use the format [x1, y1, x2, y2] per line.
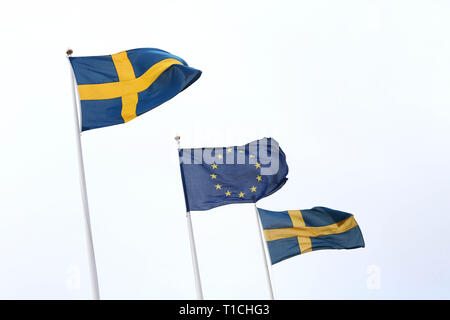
[70, 48, 201, 131]
[258, 207, 365, 264]
[179, 137, 289, 211]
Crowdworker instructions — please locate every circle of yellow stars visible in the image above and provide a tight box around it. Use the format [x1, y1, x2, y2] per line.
[209, 151, 262, 199]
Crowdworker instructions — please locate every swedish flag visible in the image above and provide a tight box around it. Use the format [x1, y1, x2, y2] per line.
[70, 48, 201, 131]
[258, 207, 365, 264]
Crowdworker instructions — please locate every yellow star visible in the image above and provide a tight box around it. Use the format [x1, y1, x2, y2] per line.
[211, 163, 218, 169]
[249, 154, 255, 158]
[215, 184, 222, 190]
[217, 154, 223, 159]
[239, 192, 245, 198]
[210, 174, 217, 179]
[227, 148, 232, 153]
[225, 190, 231, 196]
[238, 149, 244, 153]
[256, 175, 262, 182]
[250, 186, 256, 192]
[255, 162, 261, 168]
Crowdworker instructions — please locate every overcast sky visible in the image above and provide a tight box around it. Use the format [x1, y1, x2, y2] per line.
[1, 0, 449, 299]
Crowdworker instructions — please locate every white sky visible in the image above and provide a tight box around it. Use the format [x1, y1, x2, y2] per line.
[1, 0, 450, 299]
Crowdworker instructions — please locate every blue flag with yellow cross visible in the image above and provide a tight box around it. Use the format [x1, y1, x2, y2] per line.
[70, 48, 201, 131]
[258, 207, 364, 264]
[179, 137, 289, 211]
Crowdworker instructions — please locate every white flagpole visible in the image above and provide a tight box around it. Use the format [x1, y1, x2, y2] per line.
[175, 136, 204, 300]
[254, 204, 275, 300]
[67, 49, 101, 300]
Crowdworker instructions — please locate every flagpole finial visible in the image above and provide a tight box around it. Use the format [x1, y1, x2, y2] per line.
[174, 135, 181, 149]
[66, 49, 73, 56]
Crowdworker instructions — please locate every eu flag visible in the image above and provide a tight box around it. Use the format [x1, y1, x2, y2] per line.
[258, 207, 365, 264]
[70, 48, 201, 131]
[179, 138, 289, 211]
